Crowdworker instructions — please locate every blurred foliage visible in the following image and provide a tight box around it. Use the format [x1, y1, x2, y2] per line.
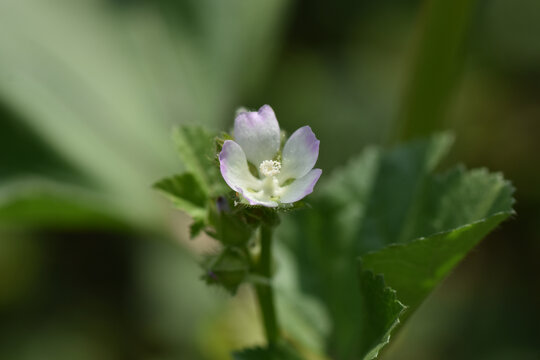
[396, 0, 476, 140]
[233, 342, 303, 360]
[0, 0, 538, 359]
[0, 0, 289, 358]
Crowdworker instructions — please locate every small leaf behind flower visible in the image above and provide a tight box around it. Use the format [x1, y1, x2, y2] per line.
[189, 218, 206, 238]
[153, 173, 208, 220]
[173, 125, 226, 195]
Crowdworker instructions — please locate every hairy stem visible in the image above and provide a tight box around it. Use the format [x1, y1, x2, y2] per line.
[255, 224, 278, 345]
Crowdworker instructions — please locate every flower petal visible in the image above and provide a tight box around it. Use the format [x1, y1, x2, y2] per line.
[279, 126, 320, 182]
[219, 140, 261, 194]
[279, 168, 322, 203]
[234, 105, 281, 166]
[244, 193, 279, 207]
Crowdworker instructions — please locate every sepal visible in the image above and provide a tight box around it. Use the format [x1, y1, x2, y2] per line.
[202, 247, 250, 295]
[208, 196, 256, 246]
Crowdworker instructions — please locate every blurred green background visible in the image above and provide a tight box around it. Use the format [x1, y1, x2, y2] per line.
[0, 0, 538, 359]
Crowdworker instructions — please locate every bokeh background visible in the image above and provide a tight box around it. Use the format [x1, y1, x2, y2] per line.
[0, 0, 539, 359]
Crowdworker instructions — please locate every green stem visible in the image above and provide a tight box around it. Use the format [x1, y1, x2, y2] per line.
[255, 224, 279, 345]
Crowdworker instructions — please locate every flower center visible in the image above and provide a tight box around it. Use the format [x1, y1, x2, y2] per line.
[259, 160, 281, 177]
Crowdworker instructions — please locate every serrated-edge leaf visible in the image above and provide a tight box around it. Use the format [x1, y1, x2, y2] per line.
[356, 210, 513, 358]
[356, 133, 455, 251]
[355, 163, 515, 358]
[357, 271, 407, 360]
[360, 210, 513, 310]
[153, 173, 208, 220]
[279, 133, 515, 359]
[189, 218, 206, 238]
[172, 125, 217, 193]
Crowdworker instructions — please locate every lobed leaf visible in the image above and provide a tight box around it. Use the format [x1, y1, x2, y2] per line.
[360, 211, 510, 313]
[153, 173, 208, 221]
[173, 125, 227, 196]
[279, 134, 514, 359]
[357, 272, 406, 360]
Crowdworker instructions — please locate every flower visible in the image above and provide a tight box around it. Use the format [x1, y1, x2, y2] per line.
[219, 105, 322, 207]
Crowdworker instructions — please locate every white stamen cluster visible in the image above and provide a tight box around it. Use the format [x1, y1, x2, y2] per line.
[259, 160, 281, 177]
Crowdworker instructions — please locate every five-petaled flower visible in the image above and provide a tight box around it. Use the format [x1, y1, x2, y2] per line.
[219, 105, 322, 207]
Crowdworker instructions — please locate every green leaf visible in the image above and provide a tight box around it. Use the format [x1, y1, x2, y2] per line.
[357, 272, 406, 360]
[233, 343, 304, 360]
[209, 209, 255, 247]
[153, 173, 208, 220]
[189, 218, 206, 239]
[360, 212, 510, 313]
[274, 244, 331, 356]
[173, 126, 227, 196]
[202, 247, 249, 295]
[280, 134, 514, 359]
